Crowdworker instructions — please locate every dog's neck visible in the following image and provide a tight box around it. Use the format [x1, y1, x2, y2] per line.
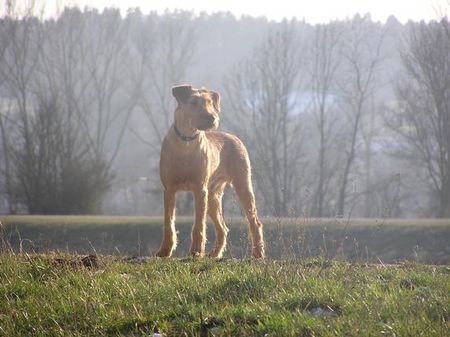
[173, 117, 200, 143]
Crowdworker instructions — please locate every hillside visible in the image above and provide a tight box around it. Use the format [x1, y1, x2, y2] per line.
[0, 254, 448, 336]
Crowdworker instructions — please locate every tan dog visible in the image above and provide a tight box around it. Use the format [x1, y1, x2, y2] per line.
[156, 85, 265, 258]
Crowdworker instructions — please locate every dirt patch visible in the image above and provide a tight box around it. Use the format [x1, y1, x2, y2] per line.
[51, 254, 99, 269]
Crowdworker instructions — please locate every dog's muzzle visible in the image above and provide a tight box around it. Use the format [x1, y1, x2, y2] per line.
[199, 115, 219, 130]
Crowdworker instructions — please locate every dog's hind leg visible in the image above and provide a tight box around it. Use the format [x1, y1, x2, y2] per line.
[233, 176, 265, 258]
[156, 188, 177, 257]
[208, 181, 228, 258]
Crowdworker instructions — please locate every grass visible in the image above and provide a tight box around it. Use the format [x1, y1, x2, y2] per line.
[1, 216, 450, 263]
[2, 215, 450, 227]
[0, 253, 448, 336]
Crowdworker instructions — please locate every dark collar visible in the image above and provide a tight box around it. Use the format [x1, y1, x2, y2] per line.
[173, 124, 199, 142]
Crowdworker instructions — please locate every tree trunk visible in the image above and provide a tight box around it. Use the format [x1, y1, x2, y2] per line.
[0, 114, 15, 213]
[440, 180, 450, 218]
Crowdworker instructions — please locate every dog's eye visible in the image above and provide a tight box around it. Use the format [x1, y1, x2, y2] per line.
[190, 98, 198, 106]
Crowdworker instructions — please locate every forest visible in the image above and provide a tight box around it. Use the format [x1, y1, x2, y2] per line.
[0, 5, 449, 218]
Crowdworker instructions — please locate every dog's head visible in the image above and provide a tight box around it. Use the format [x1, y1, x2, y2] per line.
[172, 85, 220, 131]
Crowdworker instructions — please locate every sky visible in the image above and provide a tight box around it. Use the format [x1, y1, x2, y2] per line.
[5, 0, 450, 23]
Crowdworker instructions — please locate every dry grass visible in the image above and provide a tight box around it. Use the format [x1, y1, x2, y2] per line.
[1, 216, 450, 263]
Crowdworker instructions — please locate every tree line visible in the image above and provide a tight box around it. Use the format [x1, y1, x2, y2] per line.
[0, 4, 449, 218]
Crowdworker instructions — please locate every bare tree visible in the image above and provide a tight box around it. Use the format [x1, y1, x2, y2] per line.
[225, 21, 306, 216]
[387, 19, 450, 217]
[0, 4, 13, 212]
[129, 11, 197, 214]
[336, 15, 385, 216]
[0, 102, 14, 213]
[130, 11, 197, 153]
[309, 22, 343, 217]
[10, 94, 111, 213]
[77, 8, 138, 169]
[360, 96, 378, 217]
[0, 2, 44, 212]
[0, 7, 138, 213]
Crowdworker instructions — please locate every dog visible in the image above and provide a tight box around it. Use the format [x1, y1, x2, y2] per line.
[156, 85, 265, 258]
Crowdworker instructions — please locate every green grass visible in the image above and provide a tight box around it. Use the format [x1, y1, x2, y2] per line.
[1, 216, 450, 263]
[0, 253, 448, 336]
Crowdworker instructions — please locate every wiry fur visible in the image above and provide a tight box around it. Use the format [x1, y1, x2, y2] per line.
[156, 85, 265, 258]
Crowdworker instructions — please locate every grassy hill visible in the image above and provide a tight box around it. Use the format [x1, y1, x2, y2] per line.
[1, 216, 450, 264]
[0, 254, 448, 336]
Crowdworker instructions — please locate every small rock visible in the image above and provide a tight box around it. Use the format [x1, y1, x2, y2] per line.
[308, 307, 338, 318]
[152, 325, 164, 337]
[119, 273, 130, 280]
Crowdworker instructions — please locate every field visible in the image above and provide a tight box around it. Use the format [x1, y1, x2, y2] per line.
[0, 216, 449, 336]
[0, 254, 449, 336]
[1, 216, 450, 263]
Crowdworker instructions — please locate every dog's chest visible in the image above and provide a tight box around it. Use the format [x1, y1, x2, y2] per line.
[176, 153, 205, 172]
[162, 148, 212, 187]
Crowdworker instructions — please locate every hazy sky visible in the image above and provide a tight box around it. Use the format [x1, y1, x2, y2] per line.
[12, 0, 450, 23]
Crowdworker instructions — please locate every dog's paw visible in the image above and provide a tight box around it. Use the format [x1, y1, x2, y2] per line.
[252, 248, 265, 259]
[156, 249, 172, 258]
[251, 242, 265, 259]
[190, 251, 205, 258]
[209, 249, 224, 259]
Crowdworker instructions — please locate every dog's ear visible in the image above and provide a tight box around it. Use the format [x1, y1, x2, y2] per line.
[210, 91, 220, 112]
[172, 85, 192, 104]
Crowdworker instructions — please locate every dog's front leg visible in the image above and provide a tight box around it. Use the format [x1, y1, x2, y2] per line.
[156, 189, 177, 257]
[190, 187, 208, 257]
